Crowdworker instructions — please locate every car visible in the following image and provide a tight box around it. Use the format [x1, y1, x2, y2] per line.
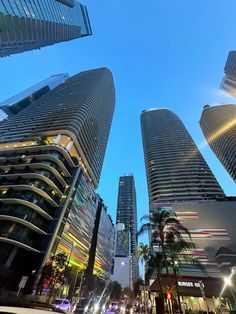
[124, 303, 134, 314]
[0, 300, 66, 313]
[104, 302, 120, 314]
[75, 298, 100, 314]
[52, 298, 71, 311]
[0, 307, 63, 314]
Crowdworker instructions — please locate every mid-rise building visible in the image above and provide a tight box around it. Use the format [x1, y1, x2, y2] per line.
[200, 104, 236, 183]
[111, 223, 131, 288]
[0, 74, 69, 122]
[140, 108, 225, 203]
[220, 51, 236, 97]
[0, 0, 92, 57]
[0, 67, 115, 291]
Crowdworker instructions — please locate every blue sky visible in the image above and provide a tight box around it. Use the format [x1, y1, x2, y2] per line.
[0, 0, 236, 235]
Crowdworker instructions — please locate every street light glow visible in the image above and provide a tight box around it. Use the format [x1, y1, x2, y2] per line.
[224, 276, 232, 286]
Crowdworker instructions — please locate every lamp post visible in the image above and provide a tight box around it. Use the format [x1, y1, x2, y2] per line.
[198, 281, 209, 314]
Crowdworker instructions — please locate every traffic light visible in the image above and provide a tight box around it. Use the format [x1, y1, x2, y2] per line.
[164, 291, 173, 300]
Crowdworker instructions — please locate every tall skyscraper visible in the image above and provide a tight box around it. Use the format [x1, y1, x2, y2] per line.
[0, 73, 69, 121]
[116, 175, 137, 255]
[0, 67, 115, 291]
[0, 0, 92, 57]
[200, 104, 236, 183]
[220, 51, 236, 97]
[141, 108, 225, 203]
[116, 174, 138, 284]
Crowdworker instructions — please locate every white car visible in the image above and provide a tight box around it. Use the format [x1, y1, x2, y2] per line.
[0, 301, 67, 314]
[52, 298, 71, 311]
[0, 306, 65, 314]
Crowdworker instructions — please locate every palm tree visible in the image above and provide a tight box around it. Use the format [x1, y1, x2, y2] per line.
[138, 209, 191, 279]
[165, 232, 197, 312]
[136, 243, 163, 289]
[136, 243, 149, 266]
[145, 251, 164, 291]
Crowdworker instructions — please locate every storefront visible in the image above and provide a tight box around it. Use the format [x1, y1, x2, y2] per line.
[149, 275, 231, 313]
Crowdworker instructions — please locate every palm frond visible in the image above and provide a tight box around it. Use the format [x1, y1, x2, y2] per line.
[137, 223, 152, 236]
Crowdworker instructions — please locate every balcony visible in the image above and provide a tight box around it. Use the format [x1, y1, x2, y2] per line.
[0, 204, 49, 233]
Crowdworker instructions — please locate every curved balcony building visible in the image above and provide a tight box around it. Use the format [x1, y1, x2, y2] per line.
[141, 108, 225, 204]
[0, 67, 115, 291]
[200, 104, 236, 183]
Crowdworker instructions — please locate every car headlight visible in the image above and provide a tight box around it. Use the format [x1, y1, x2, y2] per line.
[94, 303, 100, 312]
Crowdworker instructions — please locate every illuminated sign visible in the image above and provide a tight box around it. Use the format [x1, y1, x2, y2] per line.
[178, 281, 204, 288]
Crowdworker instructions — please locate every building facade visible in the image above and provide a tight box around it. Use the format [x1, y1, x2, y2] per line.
[0, 73, 69, 122]
[140, 108, 225, 203]
[93, 204, 114, 278]
[200, 104, 236, 183]
[0, 67, 115, 291]
[0, 0, 92, 57]
[111, 223, 131, 288]
[220, 51, 236, 97]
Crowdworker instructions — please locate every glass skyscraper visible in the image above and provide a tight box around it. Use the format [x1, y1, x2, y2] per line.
[141, 108, 225, 204]
[200, 104, 236, 183]
[0, 0, 91, 57]
[116, 175, 137, 255]
[0, 67, 115, 291]
[116, 174, 139, 284]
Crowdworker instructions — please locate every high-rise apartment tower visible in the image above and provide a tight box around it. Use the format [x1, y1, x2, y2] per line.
[200, 104, 236, 183]
[0, 67, 115, 290]
[220, 51, 236, 97]
[0, 0, 91, 57]
[141, 108, 225, 203]
[0, 74, 69, 122]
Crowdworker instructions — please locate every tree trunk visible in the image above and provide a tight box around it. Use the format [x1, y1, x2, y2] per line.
[157, 271, 162, 292]
[173, 268, 182, 314]
[160, 235, 170, 285]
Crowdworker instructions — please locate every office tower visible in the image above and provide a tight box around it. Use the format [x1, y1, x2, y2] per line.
[141, 108, 225, 203]
[0, 67, 115, 291]
[200, 104, 236, 183]
[0, 0, 92, 57]
[116, 175, 138, 285]
[0, 74, 69, 122]
[220, 51, 236, 97]
[116, 175, 137, 255]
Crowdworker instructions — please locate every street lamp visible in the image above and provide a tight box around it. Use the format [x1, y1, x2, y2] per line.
[219, 267, 236, 310]
[224, 277, 232, 287]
